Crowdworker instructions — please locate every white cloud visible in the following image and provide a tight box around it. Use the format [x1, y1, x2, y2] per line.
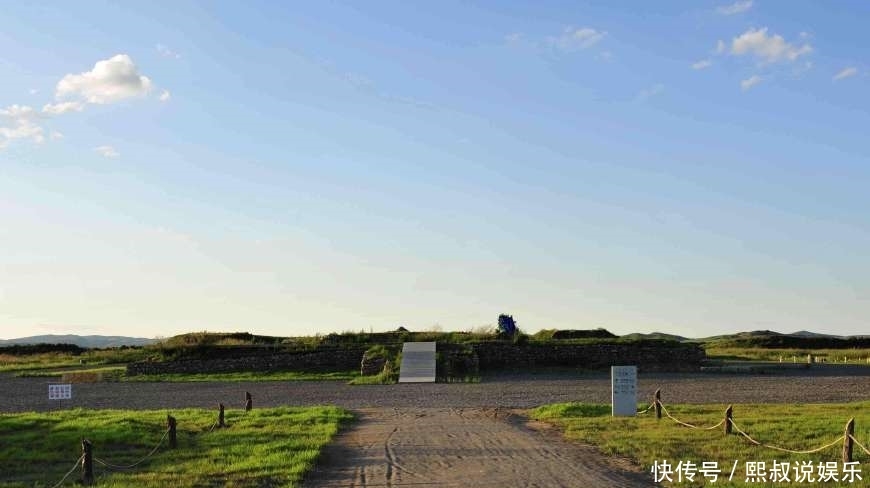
[156, 44, 181, 59]
[716, 40, 726, 54]
[741, 74, 763, 90]
[549, 27, 607, 51]
[29, 88, 39, 95]
[50, 131, 64, 141]
[94, 145, 120, 158]
[1, 104, 38, 120]
[56, 54, 153, 104]
[731, 28, 812, 64]
[692, 59, 712, 70]
[637, 83, 664, 101]
[159, 90, 171, 102]
[717, 0, 753, 15]
[833, 66, 858, 81]
[0, 104, 44, 147]
[42, 101, 85, 115]
[597, 51, 613, 62]
[504, 33, 523, 43]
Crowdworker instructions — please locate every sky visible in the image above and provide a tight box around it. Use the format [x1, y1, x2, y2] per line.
[1, 1, 869, 340]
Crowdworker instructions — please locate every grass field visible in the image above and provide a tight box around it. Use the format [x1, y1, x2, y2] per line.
[704, 347, 870, 363]
[532, 401, 870, 487]
[0, 406, 352, 487]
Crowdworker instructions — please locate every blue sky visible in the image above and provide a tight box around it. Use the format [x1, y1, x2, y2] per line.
[2, 1, 869, 339]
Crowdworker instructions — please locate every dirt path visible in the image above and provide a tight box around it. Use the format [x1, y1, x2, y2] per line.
[303, 408, 654, 488]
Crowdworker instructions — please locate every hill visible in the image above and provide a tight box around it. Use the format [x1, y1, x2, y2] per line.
[0, 334, 157, 348]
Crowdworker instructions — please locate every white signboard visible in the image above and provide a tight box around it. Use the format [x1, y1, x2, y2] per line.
[48, 384, 72, 400]
[398, 342, 436, 383]
[611, 365, 637, 417]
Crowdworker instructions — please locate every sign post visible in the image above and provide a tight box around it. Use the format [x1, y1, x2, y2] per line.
[611, 365, 637, 417]
[48, 383, 72, 409]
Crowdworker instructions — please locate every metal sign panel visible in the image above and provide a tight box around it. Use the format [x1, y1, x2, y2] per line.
[48, 384, 72, 400]
[611, 365, 637, 417]
[398, 342, 436, 383]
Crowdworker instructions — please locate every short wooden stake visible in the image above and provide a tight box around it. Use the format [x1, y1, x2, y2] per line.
[167, 415, 177, 448]
[81, 439, 94, 485]
[724, 405, 733, 435]
[654, 389, 662, 420]
[843, 418, 855, 463]
[245, 392, 252, 412]
[218, 403, 226, 428]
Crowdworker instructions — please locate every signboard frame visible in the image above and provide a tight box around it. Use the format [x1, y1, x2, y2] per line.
[611, 365, 637, 417]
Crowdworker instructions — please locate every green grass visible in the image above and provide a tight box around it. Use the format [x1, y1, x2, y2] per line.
[705, 346, 870, 363]
[0, 406, 352, 488]
[531, 401, 870, 487]
[15, 366, 127, 379]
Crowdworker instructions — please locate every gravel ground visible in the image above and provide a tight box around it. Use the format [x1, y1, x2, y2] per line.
[3, 366, 870, 413]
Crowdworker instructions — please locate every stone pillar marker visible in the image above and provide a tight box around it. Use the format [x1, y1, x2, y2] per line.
[611, 365, 637, 417]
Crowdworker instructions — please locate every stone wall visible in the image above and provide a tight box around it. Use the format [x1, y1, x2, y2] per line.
[127, 347, 368, 376]
[470, 342, 704, 372]
[127, 341, 704, 376]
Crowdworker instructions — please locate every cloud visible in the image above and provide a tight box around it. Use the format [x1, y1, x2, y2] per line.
[42, 101, 85, 115]
[716, 40, 727, 54]
[156, 44, 181, 59]
[716, 0, 753, 15]
[0, 104, 45, 147]
[549, 27, 607, 51]
[159, 90, 171, 102]
[29, 88, 39, 95]
[504, 33, 523, 43]
[637, 83, 664, 101]
[94, 145, 120, 158]
[692, 59, 713, 70]
[833, 66, 858, 81]
[56, 54, 153, 104]
[730, 28, 812, 64]
[741, 74, 763, 90]
[50, 131, 64, 141]
[597, 51, 613, 62]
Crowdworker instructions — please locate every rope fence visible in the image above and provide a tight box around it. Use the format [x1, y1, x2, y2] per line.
[852, 435, 870, 457]
[648, 388, 869, 464]
[94, 428, 170, 470]
[49, 454, 84, 488]
[47, 393, 253, 486]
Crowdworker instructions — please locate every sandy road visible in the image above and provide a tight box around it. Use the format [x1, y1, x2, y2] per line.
[303, 407, 655, 488]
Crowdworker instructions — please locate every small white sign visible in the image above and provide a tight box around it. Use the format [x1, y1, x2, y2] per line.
[48, 384, 72, 400]
[611, 365, 637, 417]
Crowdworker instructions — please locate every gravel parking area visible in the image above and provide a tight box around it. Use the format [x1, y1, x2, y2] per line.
[3, 366, 870, 413]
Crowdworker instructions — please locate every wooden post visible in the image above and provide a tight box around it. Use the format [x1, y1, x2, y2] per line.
[167, 415, 177, 448]
[654, 389, 662, 420]
[245, 392, 252, 412]
[725, 405, 733, 435]
[843, 418, 855, 463]
[81, 439, 94, 485]
[218, 403, 226, 428]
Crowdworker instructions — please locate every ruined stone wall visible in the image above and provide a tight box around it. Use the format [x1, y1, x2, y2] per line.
[470, 342, 704, 372]
[127, 341, 704, 376]
[126, 347, 367, 376]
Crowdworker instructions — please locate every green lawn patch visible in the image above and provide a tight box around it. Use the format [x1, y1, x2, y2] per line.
[531, 401, 870, 487]
[0, 406, 352, 488]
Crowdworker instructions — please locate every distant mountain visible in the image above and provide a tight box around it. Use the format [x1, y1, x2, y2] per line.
[0, 334, 156, 348]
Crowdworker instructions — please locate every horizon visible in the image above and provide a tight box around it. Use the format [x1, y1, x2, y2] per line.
[3, 1, 869, 340]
